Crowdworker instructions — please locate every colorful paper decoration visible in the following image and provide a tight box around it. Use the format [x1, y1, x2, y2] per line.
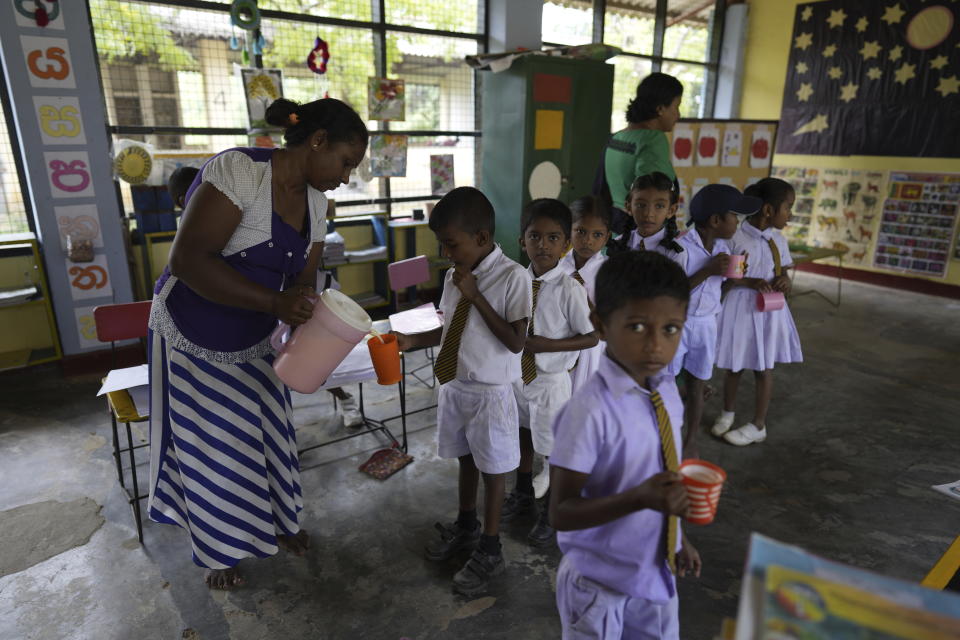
[430, 154, 455, 196]
[772, 166, 820, 244]
[230, 0, 260, 30]
[534, 110, 564, 150]
[308, 37, 330, 75]
[696, 124, 720, 167]
[368, 78, 405, 121]
[370, 135, 408, 177]
[528, 161, 562, 199]
[241, 68, 283, 129]
[722, 124, 743, 167]
[671, 125, 694, 168]
[114, 144, 152, 185]
[750, 125, 773, 169]
[533, 74, 572, 103]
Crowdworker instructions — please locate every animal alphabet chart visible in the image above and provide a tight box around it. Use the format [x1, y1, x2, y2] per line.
[874, 173, 960, 279]
[809, 168, 887, 265]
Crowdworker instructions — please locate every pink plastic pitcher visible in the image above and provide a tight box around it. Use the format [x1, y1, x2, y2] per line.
[271, 289, 372, 393]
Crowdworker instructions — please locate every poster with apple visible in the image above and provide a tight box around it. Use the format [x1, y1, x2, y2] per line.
[672, 125, 694, 168]
[669, 120, 779, 228]
[696, 124, 720, 167]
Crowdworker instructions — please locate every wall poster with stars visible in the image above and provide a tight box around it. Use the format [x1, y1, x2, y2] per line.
[778, 1, 959, 157]
[874, 172, 960, 278]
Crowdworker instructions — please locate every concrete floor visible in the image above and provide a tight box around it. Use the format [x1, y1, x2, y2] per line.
[1, 272, 959, 640]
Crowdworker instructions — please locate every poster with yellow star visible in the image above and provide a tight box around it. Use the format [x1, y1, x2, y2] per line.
[779, 1, 959, 157]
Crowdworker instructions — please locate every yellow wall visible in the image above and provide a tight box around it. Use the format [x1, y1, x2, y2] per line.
[742, 0, 960, 286]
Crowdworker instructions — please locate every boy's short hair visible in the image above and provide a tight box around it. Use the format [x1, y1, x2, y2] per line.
[595, 251, 689, 320]
[428, 186, 495, 236]
[167, 166, 200, 208]
[570, 195, 612, 230]
[520, 198, 572, 238]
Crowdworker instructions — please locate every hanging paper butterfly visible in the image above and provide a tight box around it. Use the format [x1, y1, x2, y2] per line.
[308, 37, 330, 75]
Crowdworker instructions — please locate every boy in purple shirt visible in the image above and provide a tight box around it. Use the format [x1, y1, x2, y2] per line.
[550, 250, 702, 639]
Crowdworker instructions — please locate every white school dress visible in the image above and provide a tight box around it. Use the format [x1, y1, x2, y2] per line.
[663, 230, 729, 380]
[716, 224, 803, 372]
[559, 249, 606, 392]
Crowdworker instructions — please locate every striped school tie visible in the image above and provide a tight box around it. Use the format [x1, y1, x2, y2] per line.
[767, 238, 783, 277]
[434, 297, 471, 385]
[651, 390, 679, 575]
[520, 280, 542, 385]
[571, 271, 585, 286]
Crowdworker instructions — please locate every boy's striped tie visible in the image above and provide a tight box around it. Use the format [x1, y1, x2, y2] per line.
[433, 297, 471, 385]
[651, 390, 679, 575]
[767, 238, 783, 277]
[571, 271, 585, 286]
[520, 280, 542, 385]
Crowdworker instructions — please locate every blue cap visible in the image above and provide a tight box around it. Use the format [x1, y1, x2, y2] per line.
[688, 184, 762, 223]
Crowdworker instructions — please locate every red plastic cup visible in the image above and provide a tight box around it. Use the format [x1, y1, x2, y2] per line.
[367, 333, 402, 385]
[680, 459, 727, 525]
[724, 254, 746, 279]
[756, 291, 785, 312]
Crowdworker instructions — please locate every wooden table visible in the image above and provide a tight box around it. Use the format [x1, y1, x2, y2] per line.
[788, 246, 846, 307]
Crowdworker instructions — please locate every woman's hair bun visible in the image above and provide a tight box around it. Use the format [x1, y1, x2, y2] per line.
[265, 98, 300, 129]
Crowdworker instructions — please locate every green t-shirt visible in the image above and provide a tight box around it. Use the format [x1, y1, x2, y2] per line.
[604, 128, 676, 209]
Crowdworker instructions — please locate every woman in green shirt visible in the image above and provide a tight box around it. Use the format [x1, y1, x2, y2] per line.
[603, 73, 683, 234]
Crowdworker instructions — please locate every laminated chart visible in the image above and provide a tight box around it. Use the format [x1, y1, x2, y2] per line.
[874, 173, 960, 278]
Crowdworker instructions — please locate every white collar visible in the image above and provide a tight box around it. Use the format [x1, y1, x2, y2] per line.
[528, 262, 566, 283]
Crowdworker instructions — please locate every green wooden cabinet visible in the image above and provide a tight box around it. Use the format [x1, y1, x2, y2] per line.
[480, 56, 614, 261]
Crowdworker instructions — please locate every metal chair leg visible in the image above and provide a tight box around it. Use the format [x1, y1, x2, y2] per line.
[111, 413, 125, 487]
[125, 422, 144, 543]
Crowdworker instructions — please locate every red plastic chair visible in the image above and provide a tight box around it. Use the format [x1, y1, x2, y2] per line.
[93, 300, 152, 542]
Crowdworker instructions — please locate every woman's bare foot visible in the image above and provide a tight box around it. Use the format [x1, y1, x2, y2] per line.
[277, 530, 310, 556]
[204, 567, 245, 590]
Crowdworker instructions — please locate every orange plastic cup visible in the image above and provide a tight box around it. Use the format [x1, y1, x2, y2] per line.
[679, 459, 727, 525]
[367, 333, 402, 385]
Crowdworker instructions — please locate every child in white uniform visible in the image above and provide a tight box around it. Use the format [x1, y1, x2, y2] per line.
[664, 184, 761, 454]
[503, 199, 597, 547]
[713, 178, 804, 446]
[559, 196, 610, 393]
[607, 172, 684, 257]
[396, 187, 531, 596]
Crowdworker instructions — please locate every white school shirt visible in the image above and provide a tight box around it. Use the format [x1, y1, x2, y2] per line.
[559, 250, 607, 303]
[439, 245, 531, 385]
[527, 263, 595, 374]
[627, 226, 666, 251]
[667, 229, 730, 318]
[729, 222, 794, 279]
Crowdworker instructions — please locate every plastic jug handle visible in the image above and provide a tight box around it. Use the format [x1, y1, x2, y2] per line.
[270, 322, 290, 352]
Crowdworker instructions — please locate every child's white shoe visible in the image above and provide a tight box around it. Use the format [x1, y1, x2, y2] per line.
[723, 423, 766, 446]
[711, 411, 735, 437]
[533, 464, 550, 499]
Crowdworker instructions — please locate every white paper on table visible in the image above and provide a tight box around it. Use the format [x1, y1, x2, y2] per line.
[97, 364, 149, 396]
[932, 479, 960, 501]
[128, 385, 150, 417]
[389, 303, 442, 335]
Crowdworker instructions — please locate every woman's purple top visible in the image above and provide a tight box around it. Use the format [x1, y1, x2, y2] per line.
[150, 147, 327, 363]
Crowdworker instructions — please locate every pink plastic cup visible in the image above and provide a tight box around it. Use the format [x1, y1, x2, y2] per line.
[724, 254, 745, 279]
[756, 291, 785, 312]
[271, 289, 372, 393]
[679, 459, 727, 525]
